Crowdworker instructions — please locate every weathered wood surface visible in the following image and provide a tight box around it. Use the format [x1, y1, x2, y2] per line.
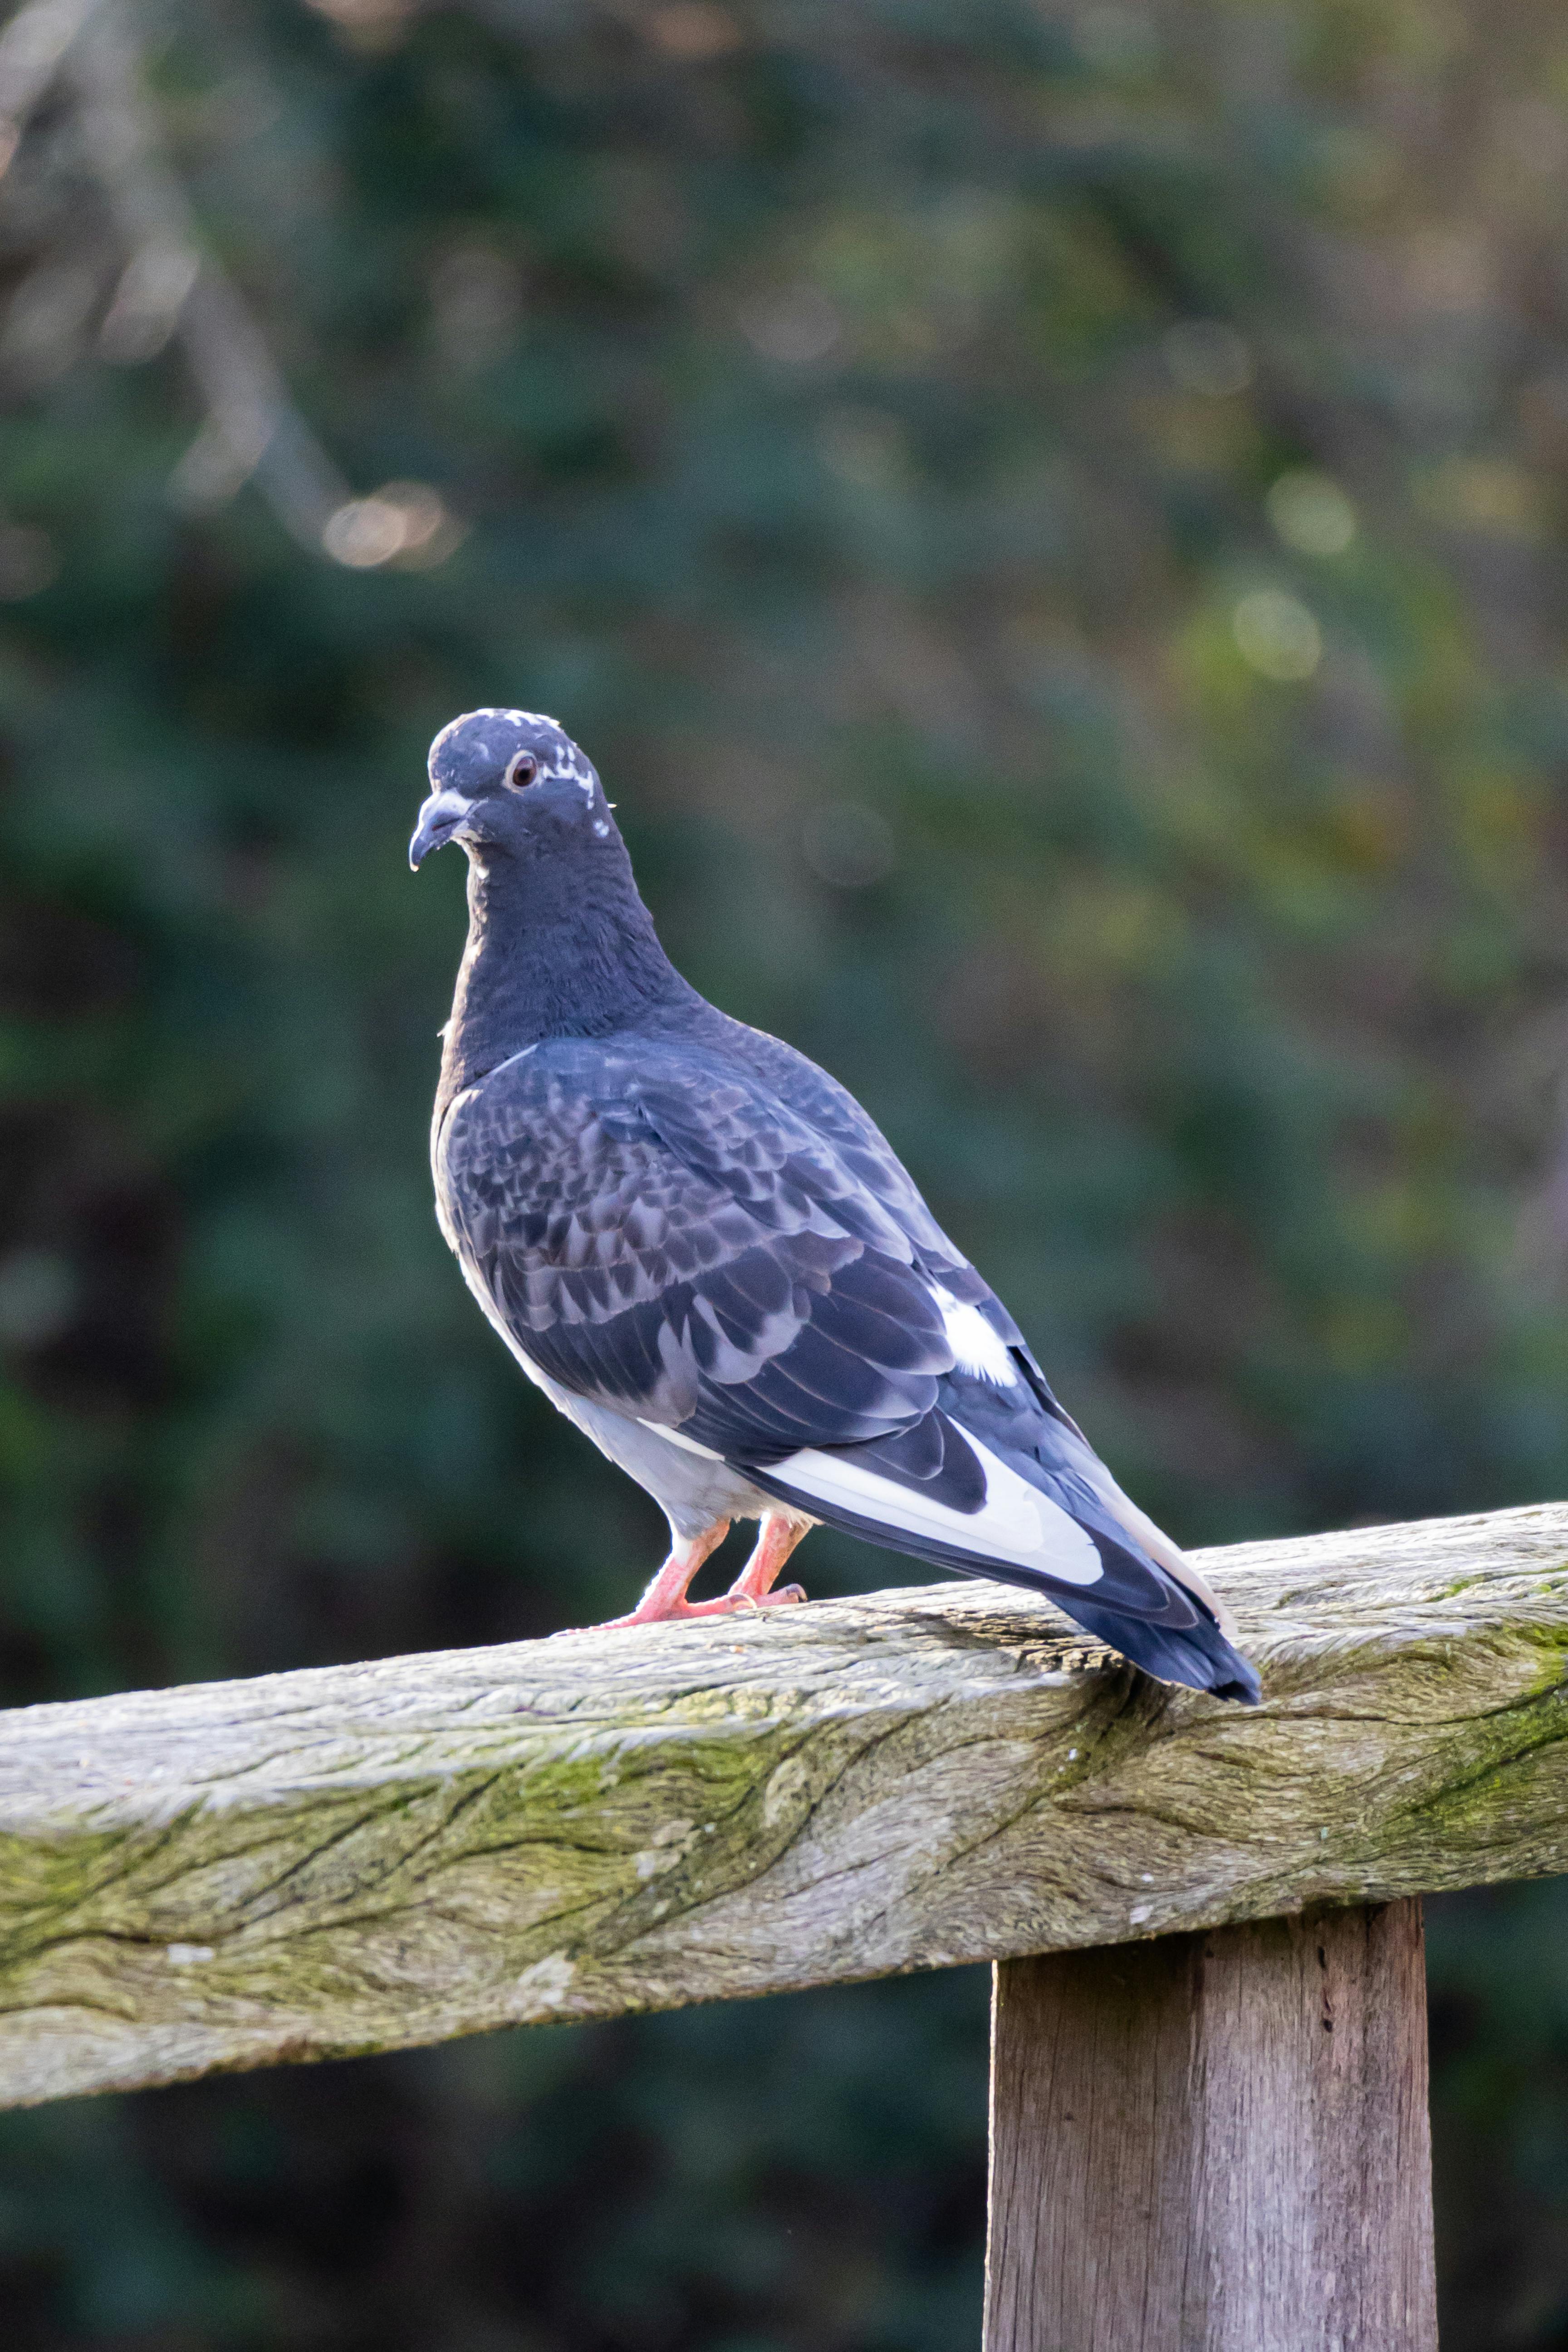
[985, 1901, 1438, 2351]
[2, 1500, 1568, 2108]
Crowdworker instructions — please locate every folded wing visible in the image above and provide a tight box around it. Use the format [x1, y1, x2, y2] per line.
[437, 1034, 1258, 1700]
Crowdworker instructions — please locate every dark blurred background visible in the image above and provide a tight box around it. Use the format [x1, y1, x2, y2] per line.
[3, 0, 1568, 2342]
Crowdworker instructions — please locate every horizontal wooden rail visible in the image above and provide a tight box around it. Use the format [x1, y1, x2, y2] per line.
[3, 1501, 1568, 2110]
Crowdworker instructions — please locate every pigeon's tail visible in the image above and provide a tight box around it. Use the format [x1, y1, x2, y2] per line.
[748, 1410, 1263, 1705]
[867, 1536, 1263, 1705]
[1028, 1588, 1263, 1705]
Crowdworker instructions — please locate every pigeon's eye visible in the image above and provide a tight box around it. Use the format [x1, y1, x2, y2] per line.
[504, 751, 539, 790]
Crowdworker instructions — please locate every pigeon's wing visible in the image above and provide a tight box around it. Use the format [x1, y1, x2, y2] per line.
[437, 1031, 1255, 1691]
[435, 1033, 962, 1463]
[709, 1019, 975, 1268]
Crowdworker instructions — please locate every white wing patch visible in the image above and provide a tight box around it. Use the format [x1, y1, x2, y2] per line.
[643, 1418, 723, 1461]
[767, 1428, 1103, 1587]
[930, 1287, 1017, 1386]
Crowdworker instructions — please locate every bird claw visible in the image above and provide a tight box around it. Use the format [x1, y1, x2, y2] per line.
[726, 1582, 806, 1613]
[594, 1579, 808, 1630]
[592, 1518, 810, 1629]
[598, 1594, 740, 1627]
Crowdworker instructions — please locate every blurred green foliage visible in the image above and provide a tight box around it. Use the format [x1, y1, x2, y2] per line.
[3, 0, 1568, 2342]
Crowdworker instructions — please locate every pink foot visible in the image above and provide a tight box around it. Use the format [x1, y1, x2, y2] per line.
[599, 1580, 806, 1628]
[725, 1515, 811, 1606]
[591, 1515, 812, 1630]
[593, 1520, 731, 1628]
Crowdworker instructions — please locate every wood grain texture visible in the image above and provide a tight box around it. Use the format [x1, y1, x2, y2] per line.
[985, 1901, 1438, 2351]
[2, 1500, 1568, 2108]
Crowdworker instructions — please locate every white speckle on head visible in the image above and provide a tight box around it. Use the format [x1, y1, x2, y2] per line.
[430, 708, 601, 804]
[493, 708, 598, 800]
[558, 755, 597, 804]
[930, 1287, 1017, 1386]
[593, 818, 609, 836]
[1130, 1902, 1153, 1926]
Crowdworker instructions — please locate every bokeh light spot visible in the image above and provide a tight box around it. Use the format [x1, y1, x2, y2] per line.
[1233, 589, 1322, 681]
[322, 482, 464, 570]
[740, 284, 842, 366]
[299, 0, 415, 50]
[1267, 471, 1357, 557]
[647, 4, 743, 59]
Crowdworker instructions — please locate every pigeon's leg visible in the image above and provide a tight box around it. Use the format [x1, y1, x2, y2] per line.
[598, 1520, 736, 1627]
[726, 1514, 809, 1609]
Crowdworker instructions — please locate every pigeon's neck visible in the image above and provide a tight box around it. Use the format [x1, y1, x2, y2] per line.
[436, 847, 693, 1109]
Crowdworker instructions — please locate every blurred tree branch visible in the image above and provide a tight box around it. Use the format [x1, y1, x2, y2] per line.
[0, 0, 357, 549]
[67, 2, 354, 544]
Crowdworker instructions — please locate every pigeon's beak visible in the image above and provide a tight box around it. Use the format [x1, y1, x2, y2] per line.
[409, 788, 474, 871]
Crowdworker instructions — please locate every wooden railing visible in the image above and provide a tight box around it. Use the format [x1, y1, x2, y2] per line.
[5, 1501, 1568, 2347]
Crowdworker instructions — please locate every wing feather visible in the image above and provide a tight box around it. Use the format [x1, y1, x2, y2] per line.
[437, 1026, 1258, 1693]
[437, 1036, 957, 1456]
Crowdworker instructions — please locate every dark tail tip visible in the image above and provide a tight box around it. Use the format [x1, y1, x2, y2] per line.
[1207, 1653, 1264, 1706]
[1061, 1600, 1263, 1705]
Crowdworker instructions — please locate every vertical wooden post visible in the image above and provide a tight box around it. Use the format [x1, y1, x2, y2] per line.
[985, 1900, 1437, 2352]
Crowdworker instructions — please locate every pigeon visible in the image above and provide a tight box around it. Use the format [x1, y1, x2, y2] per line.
[411, 708, 1261, 1703]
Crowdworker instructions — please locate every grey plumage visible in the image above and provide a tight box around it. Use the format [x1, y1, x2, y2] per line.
[412, 708, 1261, 1702]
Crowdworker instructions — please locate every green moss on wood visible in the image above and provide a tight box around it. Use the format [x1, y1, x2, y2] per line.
[4, 1503, 1568, 2107]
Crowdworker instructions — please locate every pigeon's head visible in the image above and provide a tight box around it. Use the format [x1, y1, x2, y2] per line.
[408, 708, 612, 872]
